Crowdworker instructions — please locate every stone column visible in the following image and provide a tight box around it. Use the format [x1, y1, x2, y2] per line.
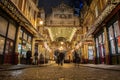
[104, 26, 110, 64]
[83, 43, 88, 63]
[91, 35, 97, 64]
[15, 26, 21, 64]
[32, 37, 36, 61]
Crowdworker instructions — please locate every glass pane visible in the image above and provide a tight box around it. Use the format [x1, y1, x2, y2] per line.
[96, 38, 98, 47]
[96, 47, 99, 57]
[0, 16, 8, 36]
[108, 26, 114, 40]
[117, 36, 120, 53]
[110, 40, 116, 54]
[5, 40, 14, 54]
[98, 35, 102, 43]
[23, 33, 27, 40]
[19, 30, 23, 38]
[114, 21, 120, 37]
[103, 32, 105, 43]
[0, 36, 5, 54]
[100, 45, 104, 57]
[28, 36, 32, 43]
[8, 23, 16, 40]
[88, 46, 94, 60]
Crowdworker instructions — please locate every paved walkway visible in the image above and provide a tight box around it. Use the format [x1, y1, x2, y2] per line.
[0, 63, 52, 71]
[80, 64, 120, 71]
[0, 62, 120, 71]
[0, 63, 120, 80]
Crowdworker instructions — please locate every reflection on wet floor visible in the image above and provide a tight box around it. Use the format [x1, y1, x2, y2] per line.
[11, 70, 23, 76]
[0, 64, 120, 80]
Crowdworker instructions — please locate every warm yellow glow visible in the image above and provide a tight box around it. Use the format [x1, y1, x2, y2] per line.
[60, 42, 64, 45]
[59, 46, 63, 51]
[39, 20, 43, 25]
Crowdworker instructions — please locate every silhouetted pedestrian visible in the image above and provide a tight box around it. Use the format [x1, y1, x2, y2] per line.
[74, 50, 80, 67]
[34, 51, 38, 65]
[58, 52, 65, 66]
[26, 50, 32, 64]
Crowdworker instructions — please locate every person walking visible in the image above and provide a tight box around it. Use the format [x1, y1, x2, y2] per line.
[58, 52, 65, 66]
[34, 51, 38, 65]
[26, 50, 32, 65]
[74, 50, 80, 67]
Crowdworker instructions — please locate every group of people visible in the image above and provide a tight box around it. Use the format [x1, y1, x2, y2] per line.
[26, 49, 81, 66]
[26, 50, 39, 65]
[56, 50, 65, 66]
[55, 49, 81, 67]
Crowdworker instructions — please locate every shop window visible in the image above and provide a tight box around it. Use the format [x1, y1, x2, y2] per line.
[108, 25, 116, 54]
[110, 40, 116, 54]
[18, 43, 22, 53]
[28, 36, 32, 43]
[26, 43, 31, 50]
[98, 35, 102, 43]
[5, 39, 14, 54]
[0, 16, 8, 36]
[113, 21, 120, 53]
[117, 37, 120, 53]
[108, 26, 114, 40]
[96, 38, 99, 57]
[114, 21, 120, 37]
[98, 34, 105, 57]
[23, 33, 27, 40]
[88, 46, 94, 60]
[19, 30, 23, 38]
[7, 23, 16, 40]
[0, 36, 5, 55]
[103, 32, 105, 43]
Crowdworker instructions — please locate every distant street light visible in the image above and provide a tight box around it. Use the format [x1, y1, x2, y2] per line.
[39, 20, 43, 25]
[60, 42, 64, 45]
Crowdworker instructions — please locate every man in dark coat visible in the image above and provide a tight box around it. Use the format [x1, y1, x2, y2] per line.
[34, 51, 38, 65]
[59, 52, 65, 66]
[74, 50, 80, 67]
[26, 50, 32, 64]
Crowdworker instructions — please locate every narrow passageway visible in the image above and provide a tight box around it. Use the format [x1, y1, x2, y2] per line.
[0, 0, 120, 80]
[0, 64, 120, 80]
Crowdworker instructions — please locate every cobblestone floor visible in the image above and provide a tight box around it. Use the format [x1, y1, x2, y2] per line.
[0, 64, 120, 80]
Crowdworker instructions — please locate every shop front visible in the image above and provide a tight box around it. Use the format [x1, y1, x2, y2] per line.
[94, 7, 120, 65]
[18, 28, 32, 64]
[0, 14, 17, 64]
[106, 13, 120, 64]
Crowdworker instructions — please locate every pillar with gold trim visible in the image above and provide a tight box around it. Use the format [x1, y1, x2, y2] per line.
[14, 26, 21, 64]
[104, 26, 110, 64]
